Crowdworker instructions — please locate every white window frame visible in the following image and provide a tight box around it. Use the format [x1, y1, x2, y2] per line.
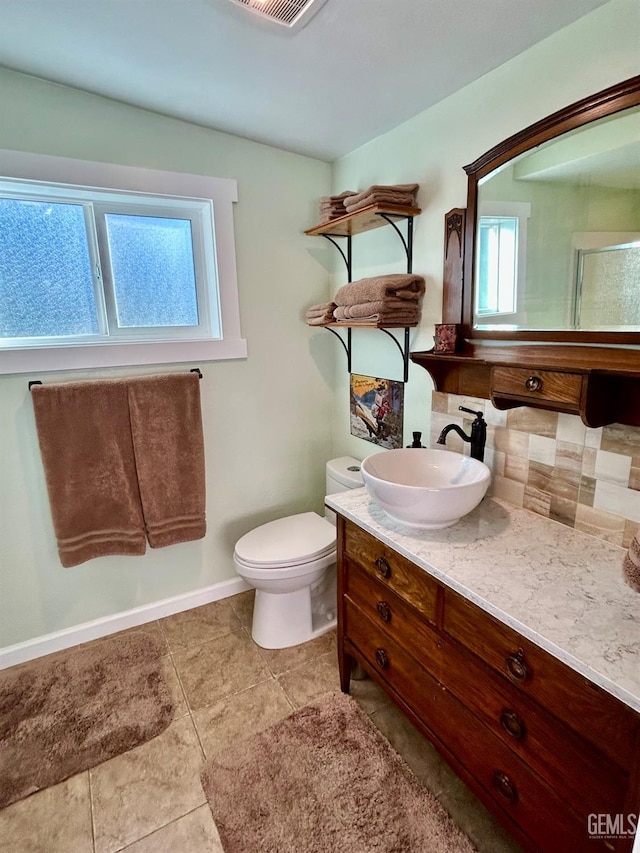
[0, 149, 247, 375]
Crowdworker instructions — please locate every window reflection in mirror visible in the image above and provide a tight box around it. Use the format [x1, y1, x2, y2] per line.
[473, 104, 640, 333]
[476, 202, 530, 328]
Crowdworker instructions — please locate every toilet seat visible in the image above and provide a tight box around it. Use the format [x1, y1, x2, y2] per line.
[234, 511, 335, 569]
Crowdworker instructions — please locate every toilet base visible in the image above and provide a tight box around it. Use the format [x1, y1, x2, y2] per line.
[251, 567, 337, 650]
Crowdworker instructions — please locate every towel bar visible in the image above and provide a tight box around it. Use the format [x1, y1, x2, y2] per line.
[28, 368, 203, 390]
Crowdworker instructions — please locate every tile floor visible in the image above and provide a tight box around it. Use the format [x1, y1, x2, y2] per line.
[0, 591, 522, 853]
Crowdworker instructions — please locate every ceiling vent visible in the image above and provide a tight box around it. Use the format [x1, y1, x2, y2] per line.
[227, 0, 329, 32]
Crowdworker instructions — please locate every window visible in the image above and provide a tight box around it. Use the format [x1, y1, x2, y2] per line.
[0, 150, 246, 374]
[475, 202, 530, 327]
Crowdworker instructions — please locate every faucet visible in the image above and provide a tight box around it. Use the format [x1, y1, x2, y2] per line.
[437, 406, 487, 462]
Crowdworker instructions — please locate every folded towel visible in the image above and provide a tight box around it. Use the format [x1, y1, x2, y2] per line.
[320, 191, 358, 203]
[127, 373, 206, 549]
[343, 193, 418, 214]
[306, 305, 336, 325]
[334, 274, 425, 306]
[623, 532, 640, 592]
[32, 380, 147, 567]
[306, 301, 336, 315]
[344, 184, 419, 206]
[333, 301, 421, 320]
[333, 313, 420, 326]
[306, 316, 336, 326]
[318, 191, 358, 221]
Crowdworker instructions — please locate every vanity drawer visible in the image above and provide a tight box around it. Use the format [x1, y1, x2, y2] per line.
[443, 589, 639, 770]
[343, 521, 439, 623]
[436, 632, 628, 818]
[344, 560, 442, 674]
[492, 366, 584, 407]
[345, 599, 594, 851]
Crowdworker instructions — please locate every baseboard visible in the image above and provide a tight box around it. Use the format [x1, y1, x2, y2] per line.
[0, 576, 251, 670]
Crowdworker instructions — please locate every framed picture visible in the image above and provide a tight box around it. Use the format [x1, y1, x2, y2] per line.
[350, 374, 405, 449]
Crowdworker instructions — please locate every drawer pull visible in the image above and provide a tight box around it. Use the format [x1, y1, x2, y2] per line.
[375, 556, 391, 579]
[505, 648, 530, 682]
[500, 709, 526, 740]
[525, 375, 542, 392]
[375, 648, 389, 669]
[376, 601, 392, 622]
[493, 770, 518, 803]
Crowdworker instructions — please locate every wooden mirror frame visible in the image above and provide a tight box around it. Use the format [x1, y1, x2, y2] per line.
[460, 75, 640, 345]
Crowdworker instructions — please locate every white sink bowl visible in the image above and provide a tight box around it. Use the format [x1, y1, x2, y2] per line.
[361, 448, 491, 529]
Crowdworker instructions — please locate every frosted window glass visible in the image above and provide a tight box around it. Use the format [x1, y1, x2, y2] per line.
[578, 246, 640, 328]
[0, 199, 98, 338]
[105, 214, 199, 328]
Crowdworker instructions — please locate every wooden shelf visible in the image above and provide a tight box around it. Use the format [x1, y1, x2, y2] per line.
[411, 343, 640, 427]
[305, 204, 421, 237]
[324, 321, 418, 329]
[305, 201, 421, 382]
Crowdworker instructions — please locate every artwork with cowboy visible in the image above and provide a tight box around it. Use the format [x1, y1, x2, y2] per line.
[350, 374, 404, 449]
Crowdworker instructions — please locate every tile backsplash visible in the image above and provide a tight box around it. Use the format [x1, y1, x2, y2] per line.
[430, 391, 640, 549]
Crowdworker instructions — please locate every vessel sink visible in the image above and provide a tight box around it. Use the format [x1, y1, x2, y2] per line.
[360, 448, 491, 529]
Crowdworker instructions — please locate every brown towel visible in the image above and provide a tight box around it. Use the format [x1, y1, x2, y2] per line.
[344, 184, 419, 206]
[349, 184, 419, 201]
[343, 193, 417, 214]
[334, 301, 421, 321]
[306, 316, 336, 326]
[32, 373, 206, 566]
[127, 373, 206, 549]
[32, 380, 147, 567]
[305, 302, 336, 321]
[623, 533, 640, 592]
[318, 191, 358, 221]
[320, 191, 357, 203]
[334, 274, 425, 306]
[333, 314, 419, 326]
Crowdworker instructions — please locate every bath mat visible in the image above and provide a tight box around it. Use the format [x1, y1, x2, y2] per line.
[0, 632, 173, 809]
[201, 690, 476, 853]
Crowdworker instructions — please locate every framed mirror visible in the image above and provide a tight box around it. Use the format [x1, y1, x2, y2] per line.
[462, 76, 640, 344]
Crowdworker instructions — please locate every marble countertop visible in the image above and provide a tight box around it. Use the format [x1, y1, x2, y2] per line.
[326, 488, 640, 713]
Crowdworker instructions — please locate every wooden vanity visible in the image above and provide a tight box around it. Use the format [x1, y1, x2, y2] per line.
[331, 499, 640, 852]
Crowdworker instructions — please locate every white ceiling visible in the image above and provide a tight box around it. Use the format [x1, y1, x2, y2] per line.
[0, 0, 612, 162]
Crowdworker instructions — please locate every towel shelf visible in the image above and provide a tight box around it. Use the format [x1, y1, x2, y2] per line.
[305, 205, 421, 382]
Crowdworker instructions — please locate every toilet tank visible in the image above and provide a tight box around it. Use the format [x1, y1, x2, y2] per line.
[325, 457, 362, 523]
[326, 456, 363, 494]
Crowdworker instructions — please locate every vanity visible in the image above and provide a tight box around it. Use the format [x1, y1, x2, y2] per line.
[328, 489, 640, 852]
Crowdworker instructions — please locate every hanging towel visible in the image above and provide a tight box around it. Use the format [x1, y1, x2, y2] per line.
[127, 373, 206, 548]
[31, 380, 147, 568]
[623, 530, 640, 592]
[32, 373, 206, 566]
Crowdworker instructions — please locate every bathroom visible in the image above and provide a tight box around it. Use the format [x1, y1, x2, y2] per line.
[1, 0, 639, 850]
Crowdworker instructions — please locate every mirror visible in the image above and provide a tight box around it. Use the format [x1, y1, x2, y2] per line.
[462, 76, 640, 344]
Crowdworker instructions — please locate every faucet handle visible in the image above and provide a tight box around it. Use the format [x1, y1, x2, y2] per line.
[459, 406, 485, 420]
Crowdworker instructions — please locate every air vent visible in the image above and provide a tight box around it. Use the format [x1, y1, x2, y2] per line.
[228, 0, 329, 32]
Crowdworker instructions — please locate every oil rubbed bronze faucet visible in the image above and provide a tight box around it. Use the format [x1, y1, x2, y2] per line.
[437, 406, 487, 462]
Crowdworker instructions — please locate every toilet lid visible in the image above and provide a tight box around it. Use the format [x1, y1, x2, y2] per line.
[234, 512, 335, 568]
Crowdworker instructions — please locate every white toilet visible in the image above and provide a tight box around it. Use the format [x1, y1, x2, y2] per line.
[233, 457, 363, 649]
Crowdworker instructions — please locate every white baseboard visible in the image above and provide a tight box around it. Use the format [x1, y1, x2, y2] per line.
[0, 576, 251, 670]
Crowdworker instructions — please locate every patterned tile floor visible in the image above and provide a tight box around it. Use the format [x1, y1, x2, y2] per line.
[0, 591, 521, 852]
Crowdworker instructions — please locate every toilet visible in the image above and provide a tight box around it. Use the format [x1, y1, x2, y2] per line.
[233, 457, 363, 649]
